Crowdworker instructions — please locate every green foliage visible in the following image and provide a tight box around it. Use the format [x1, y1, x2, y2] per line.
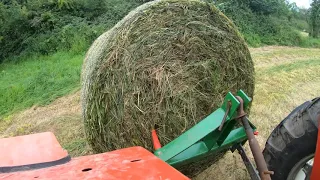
[0, 52, 83, 117]
[291, 19, 309, 31]
[249, 0, 288, 15]
[216, 0, 289, 15]
[0, 0, 142, 63]
[310, 0, 320, 38]
[215, 0, 317, 47]
[57, 0, 74, 9]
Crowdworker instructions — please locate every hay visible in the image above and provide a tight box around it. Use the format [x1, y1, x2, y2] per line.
[81, 0, 254, 176]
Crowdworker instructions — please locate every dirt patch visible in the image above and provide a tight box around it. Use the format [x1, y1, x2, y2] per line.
[1, 91, 80, 136]
[0, 91, 91, 156]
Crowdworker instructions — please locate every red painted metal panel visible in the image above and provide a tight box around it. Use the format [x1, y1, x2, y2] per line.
[311, 116, 320, 180]
[0, 132, 68, 167]
[0, 146, 189, 180]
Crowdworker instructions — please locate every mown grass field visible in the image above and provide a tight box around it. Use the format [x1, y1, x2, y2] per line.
[0, 46, 320, 178]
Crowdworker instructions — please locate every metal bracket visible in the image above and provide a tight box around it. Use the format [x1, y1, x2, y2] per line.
[154, 91, 242, 162]
[154, 90, 253, 166]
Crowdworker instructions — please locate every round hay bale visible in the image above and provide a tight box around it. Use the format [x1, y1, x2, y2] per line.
[82, 0, 254, 176]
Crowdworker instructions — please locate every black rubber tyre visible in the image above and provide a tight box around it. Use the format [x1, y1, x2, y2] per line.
[263, 97, 320, 180]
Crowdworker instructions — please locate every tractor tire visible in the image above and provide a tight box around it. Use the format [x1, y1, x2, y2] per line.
[263, 97, 320, 180]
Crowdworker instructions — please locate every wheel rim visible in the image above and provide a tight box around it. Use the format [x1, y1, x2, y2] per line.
[287, 154, 314, 180]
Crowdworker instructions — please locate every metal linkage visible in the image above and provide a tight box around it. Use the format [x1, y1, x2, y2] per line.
[235, 96, 273, 180]
[236, 144, 260, 180]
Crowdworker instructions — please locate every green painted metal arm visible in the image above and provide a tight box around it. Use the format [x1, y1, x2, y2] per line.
[154, 90, 254, 167]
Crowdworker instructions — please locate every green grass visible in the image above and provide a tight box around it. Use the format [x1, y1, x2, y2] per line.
[263, 59, 320, 74]
[300, 36, 320, 48]
[0, 51, 84, 118]
[63, 138, 89, 157]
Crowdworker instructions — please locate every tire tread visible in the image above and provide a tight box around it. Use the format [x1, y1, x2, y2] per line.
[263, 98, 320, 180]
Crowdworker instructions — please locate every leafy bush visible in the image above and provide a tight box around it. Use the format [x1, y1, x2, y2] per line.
[216, 0, 317, 47]
[0, 0, 142, 63]
[310, 0, 320, 38]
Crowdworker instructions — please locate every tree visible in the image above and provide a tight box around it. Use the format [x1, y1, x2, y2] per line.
[310, 0, 320, 38]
